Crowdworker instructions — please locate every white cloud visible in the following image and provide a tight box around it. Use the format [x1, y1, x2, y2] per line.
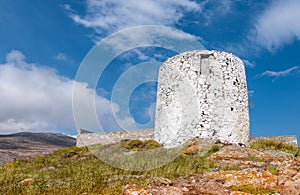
[66, 0, 201, 38]
[242, 59, 255, 68]
[65, 0, 235, 42]
[258, 66, 299, 78]
[54, 53, 68, 61]
[6, 50, 26, 65]
[200, 0, 233, 25]
[251, 0, 300, 51]
[99, 26, 203, 55]
[64, 0, 236, 57]
[0, 50, 122, 134]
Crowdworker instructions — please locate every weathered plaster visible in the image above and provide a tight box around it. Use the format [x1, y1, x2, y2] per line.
[154, 50, 250, 147]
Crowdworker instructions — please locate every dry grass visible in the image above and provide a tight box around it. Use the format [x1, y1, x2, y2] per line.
[120, 139, 161, 151]
[250, 139, 298, 154]
[231, 185, 278, 194]
[0, 144, 217, 194]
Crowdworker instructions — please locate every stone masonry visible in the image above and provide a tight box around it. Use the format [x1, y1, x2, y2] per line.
[76, 50, 297, 148]
[77, 128, 297, 147]
[155, 50, 250, 148]
[76, 128, 154, 147]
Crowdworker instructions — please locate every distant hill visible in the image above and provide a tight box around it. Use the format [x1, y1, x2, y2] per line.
[0, 132, 75, 166]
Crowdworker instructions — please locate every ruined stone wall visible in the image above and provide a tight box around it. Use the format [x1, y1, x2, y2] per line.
[155, 50, 250, 148]
[76, 128, 154, 147]
[76, 128, 297, 147]
[250, 136, 298, 146]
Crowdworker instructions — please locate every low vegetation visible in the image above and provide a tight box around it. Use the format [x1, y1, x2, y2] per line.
[0, 144, 217, 194]
[207, 144, 222, 155]
[250, 139, 298, 154]
[120, 139, 161, 151]
[2, 138, 298, 194]
[220, 165, 241, 171]
[231, 185, 279, 194]
[181, 143, 221, 156]
[267, 165, 279, 175]
[247, 156, 263, 162]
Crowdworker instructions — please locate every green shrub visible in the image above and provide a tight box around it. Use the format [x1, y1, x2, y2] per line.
[13, 159, 29, 166]
[267, 165, 279, 175]
[295, 148, 300, 157]
[53, 146, 88, 156]
[231, 185, 278, 194]
[88, 143, 102, 151]
[247, 156, 263, 162]
[142, 140, 161, 149]
[207, 145, 221, 155]
[250, 139, 298, 154]
[121, 139, 161, 151]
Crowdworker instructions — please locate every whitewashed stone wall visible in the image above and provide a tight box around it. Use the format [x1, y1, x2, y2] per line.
[154, 50, 250, 148]
[76, 128, 154, 147]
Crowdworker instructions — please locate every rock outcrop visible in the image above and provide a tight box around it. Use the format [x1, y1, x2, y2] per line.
[123, 143, 300, 195]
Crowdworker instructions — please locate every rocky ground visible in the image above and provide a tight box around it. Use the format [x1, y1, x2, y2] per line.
[0, 132, 76, 165]
[2, 135, 300, 194]
[123, 143, 300, 195]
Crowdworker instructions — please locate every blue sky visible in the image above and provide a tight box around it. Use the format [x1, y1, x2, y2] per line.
[0, 0, 299, 139]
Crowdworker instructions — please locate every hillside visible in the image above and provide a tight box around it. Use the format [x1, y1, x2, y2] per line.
[1, 138, 300, 194]
[0, 132, 76, 166]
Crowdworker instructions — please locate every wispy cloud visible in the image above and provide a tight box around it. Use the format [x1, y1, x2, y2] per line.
[250, 0, 300, 52]
[258, 66, 299, 78]
[54, 53, 68, 61]
[65, 0, 201, 40]
[65, 0, 235, 42]
[200, 0, 233, 25]
[243, 59, 256, 68]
